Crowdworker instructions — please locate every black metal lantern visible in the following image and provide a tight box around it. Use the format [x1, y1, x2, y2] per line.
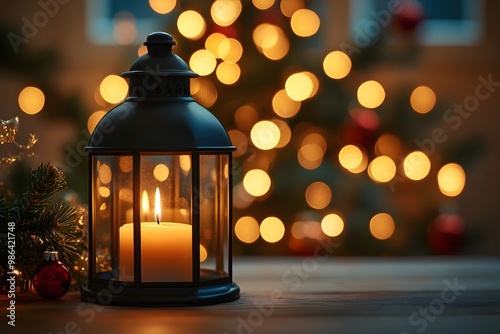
[80, 32, 239, 305]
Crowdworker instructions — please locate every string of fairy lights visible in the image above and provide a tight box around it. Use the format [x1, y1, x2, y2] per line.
[15, 0, 466, 251]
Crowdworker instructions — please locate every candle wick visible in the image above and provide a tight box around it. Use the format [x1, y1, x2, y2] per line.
[156, 216, 160, 224]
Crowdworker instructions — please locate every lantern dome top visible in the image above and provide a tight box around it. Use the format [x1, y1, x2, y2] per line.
[122, 32, 197, 78]
[86, 32, 234, 153]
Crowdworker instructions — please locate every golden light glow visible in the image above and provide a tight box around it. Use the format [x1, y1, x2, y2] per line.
[253, 23, 289, 60]
[338, 145, 364, 171]
[154, 187, 161, 222]
[142, 190, 150, 217]
[219, 38, 243, 62]
[119, 156, 133, 173]
[272, 89, 301, 118]
[137, 44, 148, 57]
[411, 85, 436, 114]
[149, 0, 176, 14]
[243, 169, 271, 197]
[305, 181, 332, 210]
[297, 149, 322, 170]
[302, 71, 319, 99]
[87, 110, 106, 134]
[321, 213, 344, 237]
[100, 75, 128, 104]
[300, 144, 324, 162]
[179, 155, 191, 174]
[153, 164, 169, 182]
[119, 188, 132, 202]
[368, 155, 396, 183]
[370, 213, 395, 240]
[290, 9, 320, 37]
[285, 72, 313, 101]
[18, 86, 45, 115]
[250, 120, 281, 150]
[260, 217, 285, 243]
[280, 0, 304, 17]
[216, 62, 241, 85]
[323, 51, 352, 79]
[228, 129, 248, 157]
[200, 244, 208, 262]
[98, 186, 111, 198]
[357, 80, 385, 109]
[211, 0, 242, 27]
[177, 10, 206, 40]
[235, 216, 260, 243]
[303, 132, 327, 154]
[205, 33, 228, 58]
[437, 163, 466, 197]
[191, 77, 218, 107]
[234, 104, 259, 131]
[272, 119, 291, 148]
[403, 151, 431, 181]
[375, 133, 401, 159]
[189, 50, 217, 76]
[252, 0, 274, 10]
[99, 164, 112, 184]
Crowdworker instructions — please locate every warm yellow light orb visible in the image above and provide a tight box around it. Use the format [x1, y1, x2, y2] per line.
[149, 0, 176, 14]
[177, 10, 206, 40]
[87, 110, 107, 134]
[305, 181, 332, 210]
[370, 213, 395, 240]
[290, 9, 320, 37]
[321, 213, 344, 237]
[99, 75, 128, 104]
[272, 89, 301, 118]
[200, 244, 208, 262]
[235, 216, 260, 243]
[219, 38, 243, 62]
[323, 51, 352, 79]
[357, 80, 385, 109]
[211, 0, 242, 27]
[18, 86, 45, 115]
[280, 0, 304, 17]
[411, 85, 436, 114]
[437, 163, 466, 197]
[189, 50, 217, 76]
[252, 0, 274, 10]
[216, 62, 241, 85]
[243, 169, 271, 197]
[285, 72, 313, 101]
[368, 155, 396, 183]
[205, 33, 228, 58]
[153, 164, 169, 182]
[250, 120, 281, 150]
[403, 151, 431, 181]
[260, 217, 285, 243]
[374, 133, 401, 159]
[338, 145, 364, 171]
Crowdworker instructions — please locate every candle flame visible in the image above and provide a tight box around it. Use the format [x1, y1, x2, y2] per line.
[155, 187, 161, 224]
[141, 190, 149, 218]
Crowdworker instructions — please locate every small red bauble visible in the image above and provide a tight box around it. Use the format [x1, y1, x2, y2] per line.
[33, 247, 71, 300]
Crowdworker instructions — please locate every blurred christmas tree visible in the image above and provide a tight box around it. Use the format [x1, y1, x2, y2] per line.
[142, 0, 479, 256]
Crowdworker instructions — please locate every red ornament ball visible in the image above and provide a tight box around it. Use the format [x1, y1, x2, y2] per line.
[396, 0, 425, 33]
[427, 214, 465, 255]
[33, 248, 71, 300]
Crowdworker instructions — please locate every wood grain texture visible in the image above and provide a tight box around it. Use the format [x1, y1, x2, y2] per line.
[2, 257, 500, 334]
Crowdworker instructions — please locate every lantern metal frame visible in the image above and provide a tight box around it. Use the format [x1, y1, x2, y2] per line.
[80, 32, 240, 306]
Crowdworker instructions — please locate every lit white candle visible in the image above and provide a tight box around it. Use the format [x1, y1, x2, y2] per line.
[119, 187, 192, 282]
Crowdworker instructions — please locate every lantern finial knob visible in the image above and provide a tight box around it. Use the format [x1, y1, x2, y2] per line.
[144, 32, 176, 55]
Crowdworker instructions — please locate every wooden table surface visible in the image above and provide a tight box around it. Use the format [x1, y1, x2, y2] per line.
[3, 257, 500, 334]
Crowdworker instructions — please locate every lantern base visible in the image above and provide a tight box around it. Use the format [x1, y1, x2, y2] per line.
[80, 281, 240, 306]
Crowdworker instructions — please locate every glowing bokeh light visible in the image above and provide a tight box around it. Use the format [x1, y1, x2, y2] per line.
[370, 213, 395, 240]
[403, 151, 431, 181]
[357, 80, 385, 109]
[177, 10, 206, 40]
[368, 155, 396, 183]
[100, 75, 128, 104]
[216, 61, 241, 85]
[251, 121, 281, 150]
[260, 217, 285, 243]
[338, 145, 364, 172]
[137, 44, 148, 57]
[272, 89, 301, 118]
[153, 164, 169, 182]
[191, 77, 218, 107]
[272, 119, 292, 148]
[323, 51, 352, 79]
[374, 133, 401, 159]
[280, 0, 304, 17]
[321, 213, 344, 237]
[205, 33, 228, 58]
[99, 164, 112, 184]
[219, 38, 243, 62]
[411, 85, 436, 114]
[200, 244, 208, 262]
[437, 163, 466, 197]
[243, 169, 271, 197]
[87, 110, 106, 134]
[252, 0, 274, 10]
[211, 0, 242, 27]
[189, 50, 217, 76]
[113, 13, 137, 45]
[228, 129, 248, 157]
[149, 0, 176, 14]
[253, 23, 289, 60]
[285, 72, 313, 101]
[290, 9, 320, 37]
[305, 181, 332, 210]
[18, 86, 45, 115]
[234, 104, 259, 131]
[235, 216, 260, 243]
